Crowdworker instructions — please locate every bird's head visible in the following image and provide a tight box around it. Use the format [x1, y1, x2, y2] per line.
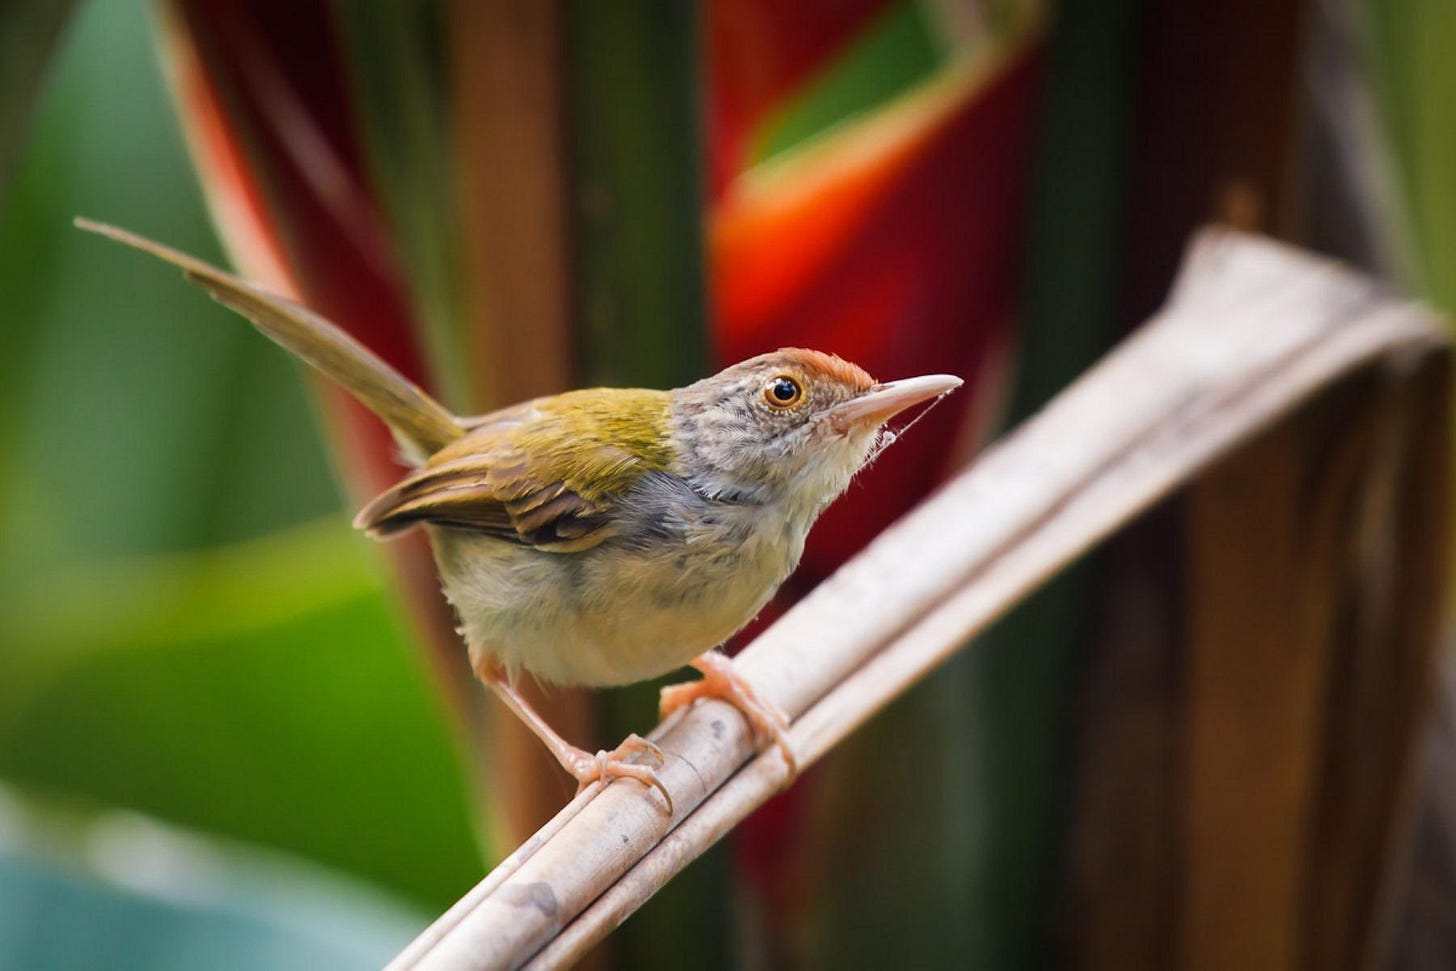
[671, 348, 962, 513]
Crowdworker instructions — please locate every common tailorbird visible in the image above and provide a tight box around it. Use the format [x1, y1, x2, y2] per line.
[77, 218, 962, 811]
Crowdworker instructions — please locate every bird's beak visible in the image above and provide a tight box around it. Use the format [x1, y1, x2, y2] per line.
[827, 373, 964, 433]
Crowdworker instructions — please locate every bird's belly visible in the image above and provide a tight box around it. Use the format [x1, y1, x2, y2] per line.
[430, 527, 792, 687]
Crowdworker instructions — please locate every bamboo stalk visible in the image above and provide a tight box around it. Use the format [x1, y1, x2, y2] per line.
[389, 229, 1449, 970]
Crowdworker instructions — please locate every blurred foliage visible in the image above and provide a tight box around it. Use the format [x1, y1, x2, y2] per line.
[8, 0, 1451, 967]
[1369, 0, 1456, 318]
[565, 0, 708, 390]
[800, 0, 1134, 965]
[0, 0, 76, 199]
[335, 0, 468, 409]
[0, 854, 403, 970]
[562, 4, 725, 964]
[0, 0, 479, 937]
[0, 797, 422, 970]
[753, 1, 939, 164]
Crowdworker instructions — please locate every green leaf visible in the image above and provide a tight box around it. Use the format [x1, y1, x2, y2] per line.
[0, 0, 340, 564]
[565, 0, 709, 389]
[0, 0, 481, 914]
[1368, 0, 1456, 317]
[753, 1, 938, 164]
[0, 0, 77, 203]
[335, 0, 470, 410]
[0, 819, 423, 971]
[0, 521, 481, 909]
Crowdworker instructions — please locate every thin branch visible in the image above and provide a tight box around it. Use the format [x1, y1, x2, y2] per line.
[390, 229, 1449, 970]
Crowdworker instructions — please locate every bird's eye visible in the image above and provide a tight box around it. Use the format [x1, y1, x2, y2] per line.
[763, 376, 803, 408]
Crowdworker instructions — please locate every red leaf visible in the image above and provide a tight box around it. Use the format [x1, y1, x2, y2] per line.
[708, 0, 895, 198]
[713, 45, 1046, 576]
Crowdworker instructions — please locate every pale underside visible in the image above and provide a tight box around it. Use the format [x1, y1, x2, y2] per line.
[431, 501, 803, 687]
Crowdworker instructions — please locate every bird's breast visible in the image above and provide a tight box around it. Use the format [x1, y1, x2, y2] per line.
[430, 499, 806, 687]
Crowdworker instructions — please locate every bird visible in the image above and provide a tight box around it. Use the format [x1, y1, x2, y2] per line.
[76, 217, 962, 812]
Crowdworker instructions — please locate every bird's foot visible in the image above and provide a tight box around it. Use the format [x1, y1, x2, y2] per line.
[562, 733, 673, 814]
[660, 652, 798, 779]
[477, 663, 673, 813]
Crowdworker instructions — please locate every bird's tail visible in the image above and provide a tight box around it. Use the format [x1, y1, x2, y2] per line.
[75, 218, 462, 460]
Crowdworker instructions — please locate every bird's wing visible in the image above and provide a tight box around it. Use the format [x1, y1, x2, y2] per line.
[354, 389, 677, 553]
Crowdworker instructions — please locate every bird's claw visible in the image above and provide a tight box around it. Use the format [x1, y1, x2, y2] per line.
[567, 733, 673, 814]
[615, 732, 665, 768]
[660, 652, 798, 780]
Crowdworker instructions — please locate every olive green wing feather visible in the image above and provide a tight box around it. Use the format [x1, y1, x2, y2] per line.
[354, 389, 676, 552]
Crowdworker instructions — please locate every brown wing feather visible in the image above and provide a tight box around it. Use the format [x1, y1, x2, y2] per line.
[355, 457, 614, 551]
